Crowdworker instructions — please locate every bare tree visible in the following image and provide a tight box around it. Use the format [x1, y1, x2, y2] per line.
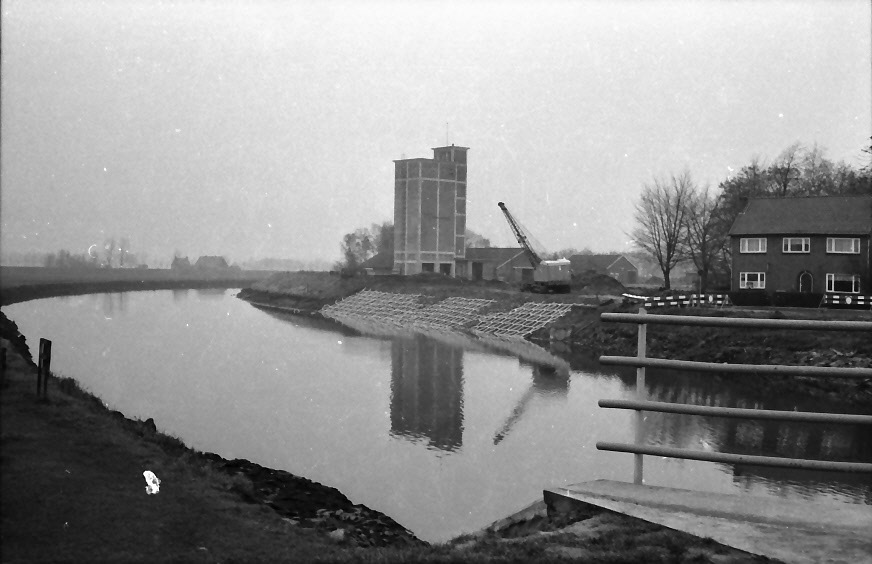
[119, 237, 130, 267]
[795, 143, 841, 195]
[465, 228, 492, 249]
[104, 237, 116, 268]
[373, 222, 394, 256]
[631, 171, 693, 289]
[684, 185, 727, 292]
[768, 142, 803, 196]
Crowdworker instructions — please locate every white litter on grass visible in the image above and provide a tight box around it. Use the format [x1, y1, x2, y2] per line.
[143, 470, 161, 495]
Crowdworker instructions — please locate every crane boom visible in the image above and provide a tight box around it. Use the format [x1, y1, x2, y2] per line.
[497, 202, 542, 266]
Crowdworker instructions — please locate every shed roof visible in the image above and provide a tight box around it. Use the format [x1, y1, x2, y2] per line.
[569, 254, 637, 273]
[359, 252, 394, 269]
[729, 196, 872, 236]
[463, 247, 530, 265]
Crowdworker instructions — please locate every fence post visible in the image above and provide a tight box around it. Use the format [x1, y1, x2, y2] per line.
[37, 338, 52, 400]
[635, 308, 647, 485]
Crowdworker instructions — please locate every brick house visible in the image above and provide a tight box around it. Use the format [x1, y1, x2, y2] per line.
[569, 254, 639, 285]
[729, 196, 872, 297]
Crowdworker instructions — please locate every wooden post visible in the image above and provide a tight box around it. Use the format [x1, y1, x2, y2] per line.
[634, 308, 647, 485]
[1, 347, 6, 388]
[37, 338, 52, 399]
[37, 342, 43, 397]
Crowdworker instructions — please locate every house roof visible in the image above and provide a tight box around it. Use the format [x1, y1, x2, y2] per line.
[195, 256, 228, 268]
[359, 252, 394, 269]
[171, 256, 191, 267]
[463, 247, 530, 266]
[569, 254, 637, 273]
[729, 196, 872, 236]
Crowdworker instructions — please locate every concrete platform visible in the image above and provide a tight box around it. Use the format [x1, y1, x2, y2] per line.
[544, 480, 872, 564]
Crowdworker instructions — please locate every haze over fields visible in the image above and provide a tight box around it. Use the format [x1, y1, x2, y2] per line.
[1, 0, 869, 265]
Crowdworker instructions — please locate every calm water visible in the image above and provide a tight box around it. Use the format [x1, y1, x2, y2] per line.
[5, 290, 871, 542]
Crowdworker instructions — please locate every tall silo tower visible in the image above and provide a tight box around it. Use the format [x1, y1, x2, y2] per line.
[393, 145, 468, 276]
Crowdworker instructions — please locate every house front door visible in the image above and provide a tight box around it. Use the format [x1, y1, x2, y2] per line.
[799, 272, 813, 293]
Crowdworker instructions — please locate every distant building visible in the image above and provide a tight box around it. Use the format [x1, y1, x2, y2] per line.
[569, 254, 639, 285]
[171, 256, 192, 270]
[729, 196, 872, 295]
[359, 252, 394, 276]
[194, 256, 229, 270]
[457, 247, 533, 284]
[393, 145, 468, 277]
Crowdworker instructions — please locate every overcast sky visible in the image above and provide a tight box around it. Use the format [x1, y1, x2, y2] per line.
[2, 0, 870, 265]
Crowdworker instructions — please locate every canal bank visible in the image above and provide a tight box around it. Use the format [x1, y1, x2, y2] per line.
[0, 310, 771, 562]
[242, 270, 872, 408]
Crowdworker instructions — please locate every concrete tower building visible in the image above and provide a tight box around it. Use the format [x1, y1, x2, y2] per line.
[393, 145, 468, 276]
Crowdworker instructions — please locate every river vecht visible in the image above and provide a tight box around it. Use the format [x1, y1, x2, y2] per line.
[5, 289, 870, 542]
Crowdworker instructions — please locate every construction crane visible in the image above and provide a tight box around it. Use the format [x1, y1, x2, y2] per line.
[498, 202, 572, 293]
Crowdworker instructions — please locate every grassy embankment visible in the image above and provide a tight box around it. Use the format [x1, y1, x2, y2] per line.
[1, 269, 773, 562]
[0, 266, 277, 306]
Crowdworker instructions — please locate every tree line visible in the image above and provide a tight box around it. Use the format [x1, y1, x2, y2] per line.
[43, 237, 144, 269]
[632, 141, 872, 291]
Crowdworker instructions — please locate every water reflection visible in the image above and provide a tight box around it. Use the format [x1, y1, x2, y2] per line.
[328, 315, 574, 451]
[638, 373, 872, 461]
[258, 306, 359, 337]
[101, 292, 128, 318]
[195, 288, 227, 299]
[563, 352, 872, 502]
[390, 335, 464, 451]
[493, 364, 569, 444]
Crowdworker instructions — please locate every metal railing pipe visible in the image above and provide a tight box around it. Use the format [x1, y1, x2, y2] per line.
[599, 356, 872, 379]
[633, 308, 647, 485]
[598, 399, 872, 425]
[600, 312, 872, 332]
[596, 442, 872, 473]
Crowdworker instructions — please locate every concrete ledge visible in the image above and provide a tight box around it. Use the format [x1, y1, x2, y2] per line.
[544, 480, 872, 564]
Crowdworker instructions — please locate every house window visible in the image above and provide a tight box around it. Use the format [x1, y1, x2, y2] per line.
[739, 272, 765, 289]
[826, 238, 860, 254]
[782, 237, 810, 253]
[826, 274, 860, 293]
[740, 238, 767, 253]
